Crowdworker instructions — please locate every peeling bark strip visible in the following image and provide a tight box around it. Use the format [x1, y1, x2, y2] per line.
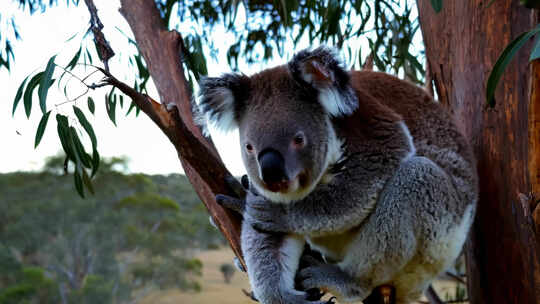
[116, 0, 245, 269]
[417, 1, 540, 303]
[530, 61, 540, 199]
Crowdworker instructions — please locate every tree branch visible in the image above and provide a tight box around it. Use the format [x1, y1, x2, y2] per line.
[76, 0, 247, 269]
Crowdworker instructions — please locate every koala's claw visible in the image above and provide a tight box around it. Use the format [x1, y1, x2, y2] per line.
[241, 289, 258, 302]
[325, 296, 337, 304]
[241, 174, 250, 189]
[305, 288, 325, 301]
[208, 216, 218, 229]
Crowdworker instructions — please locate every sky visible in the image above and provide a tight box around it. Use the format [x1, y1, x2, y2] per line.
[0, 0, 256, 175]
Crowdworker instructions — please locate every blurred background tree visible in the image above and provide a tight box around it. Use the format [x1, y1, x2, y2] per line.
[0, 156, 223, 303]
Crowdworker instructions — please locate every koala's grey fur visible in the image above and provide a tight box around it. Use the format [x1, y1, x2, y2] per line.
[197, 46, 478, 304]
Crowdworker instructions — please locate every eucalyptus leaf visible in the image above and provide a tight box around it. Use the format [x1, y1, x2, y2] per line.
[73, 105, 97, 151]
[91, 149, 100, 177]
[74, 170, 85, 198]
[12, 75, 29, 116]
[38, 55, 56, 114]
[486, 25, 540, 106]
[126, 101, 138, 116]
[82, 169, 95, 195]
[34, 111, 51, 148]
[67, 47, 82, 70]
[530, 35, 540, 62]
[70, 126, 92, 169]
[56, 114, 76, 162]
[88, 96, 95, 114]
[23, 72, 45, 118]
[106, 93, 117, 126]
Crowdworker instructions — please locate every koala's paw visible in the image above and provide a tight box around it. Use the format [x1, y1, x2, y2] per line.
[225, 174, 247, 198]
[297, 265, 329, 291]
[298, 265, 368, 303]
[244, 193, 289, 233]
[216, 194, 246, 214]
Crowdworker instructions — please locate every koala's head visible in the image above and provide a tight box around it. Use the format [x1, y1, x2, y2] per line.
[197, 47, 357, 203]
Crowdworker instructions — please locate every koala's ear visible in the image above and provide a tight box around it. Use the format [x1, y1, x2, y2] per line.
[197, 74, 251, 133]
[288, 46, 358, 117]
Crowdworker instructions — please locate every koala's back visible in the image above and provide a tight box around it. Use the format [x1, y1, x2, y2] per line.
[349, 71, 478, 215]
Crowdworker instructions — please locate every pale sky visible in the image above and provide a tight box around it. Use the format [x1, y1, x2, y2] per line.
[0, 0, 420, 175]
[0, 0, 256, 175]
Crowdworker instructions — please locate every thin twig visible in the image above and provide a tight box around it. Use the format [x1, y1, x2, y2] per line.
[425, 285, 444, 304]
[443, 271, 466, 285]
[84, 0, 114, 71]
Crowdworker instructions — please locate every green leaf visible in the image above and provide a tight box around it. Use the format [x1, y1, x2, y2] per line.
[38, 55, 57, 114]
[126, 101, 138, 116]
[530, 35, 540, 61]
[34, 111, 51, 148]
[82, 169, 95, 195]
[65, 32, 78, 42]
[87, 97, 95, 114]
[67, 47, 81, 70]
[70, 127, 92, 169]
[73, 105, 97, 152]
[74, 170, 85, 198]
[56, 114, 76, 162]
[85, 48, 93, 64]
[12, 75, 29, 116]
[91, 149, 100, 177]
[23, 72, 44, 118]
[430, 0, 443, 13]
[106, 93, 117, 126]
[486, 25, 540, 107]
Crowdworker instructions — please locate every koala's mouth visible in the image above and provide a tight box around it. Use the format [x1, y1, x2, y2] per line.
[264, 180, 291, 193]
[263, 172, 308, 193]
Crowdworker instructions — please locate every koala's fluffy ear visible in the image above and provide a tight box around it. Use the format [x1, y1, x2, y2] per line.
[197, 74, 251, 134]
[288, 46, 358, 117]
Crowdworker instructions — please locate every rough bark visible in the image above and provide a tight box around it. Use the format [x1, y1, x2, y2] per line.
[116, 0, 245, 269]
[417, 1, 540, 303]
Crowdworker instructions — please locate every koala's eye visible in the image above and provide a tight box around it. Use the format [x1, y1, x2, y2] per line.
[292, 132, 306, 147]
[245, 143, 254, 153]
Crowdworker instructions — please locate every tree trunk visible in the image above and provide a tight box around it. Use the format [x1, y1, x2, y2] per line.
[417, 1, 540, 303]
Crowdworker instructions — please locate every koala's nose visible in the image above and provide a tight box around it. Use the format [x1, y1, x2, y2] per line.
[258, 149, 288, 185]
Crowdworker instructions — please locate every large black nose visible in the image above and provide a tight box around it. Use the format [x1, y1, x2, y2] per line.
[258, 149, 287, 185]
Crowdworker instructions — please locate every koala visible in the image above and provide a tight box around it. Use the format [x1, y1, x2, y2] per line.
[197, 46, 478, 304]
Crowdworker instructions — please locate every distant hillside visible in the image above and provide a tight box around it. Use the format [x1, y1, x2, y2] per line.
[0, 163, 225, 303]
